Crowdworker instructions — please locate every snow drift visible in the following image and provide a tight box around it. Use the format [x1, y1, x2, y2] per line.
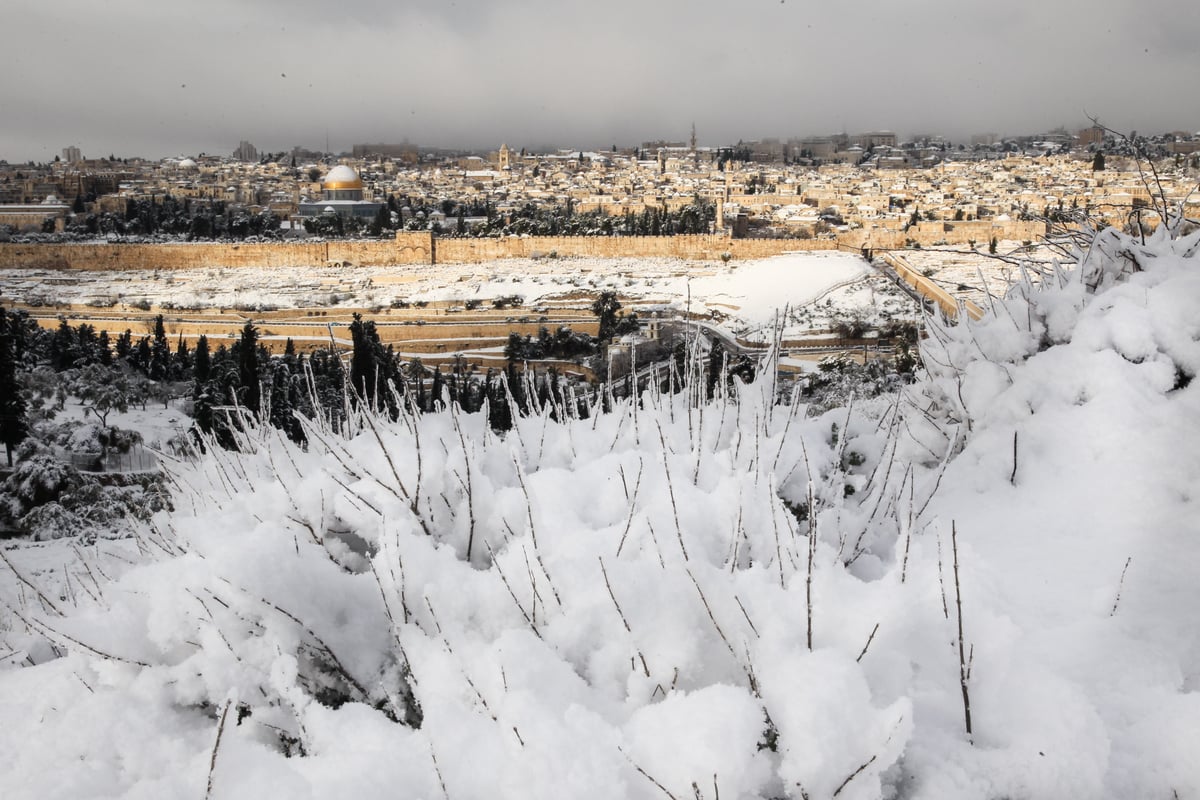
[1, 223, 1197, 799]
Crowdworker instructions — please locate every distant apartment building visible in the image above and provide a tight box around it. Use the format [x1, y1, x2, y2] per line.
[1076, 126, 1104, 147]
[793, 137, 838, 160]
[62, 146, 82, 163]
[233, 140, 258, 162]
[852, 131, 897, 149]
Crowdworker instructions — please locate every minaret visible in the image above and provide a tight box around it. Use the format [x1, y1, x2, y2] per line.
[690, 122, 699, 169]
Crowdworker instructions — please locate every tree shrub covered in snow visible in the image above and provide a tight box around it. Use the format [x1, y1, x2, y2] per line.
[0, 222, 1198, 798]
[0, 438, 168, 541]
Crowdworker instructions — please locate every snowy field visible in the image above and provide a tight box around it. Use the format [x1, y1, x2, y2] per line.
[3, 227, 1198, 798]
[0, 252, 914, 342]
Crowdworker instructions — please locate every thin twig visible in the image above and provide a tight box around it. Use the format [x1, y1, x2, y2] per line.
[952, 522, 973, 743]
[1110, 556, 1133, 616]
[855, 623, 880, 663]
[205, 699, 232, 800]
[620, 746, 681, 800]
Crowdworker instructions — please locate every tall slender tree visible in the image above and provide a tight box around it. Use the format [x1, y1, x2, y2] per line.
[237, 322, 262, 415]
[0, 309, 30, 466]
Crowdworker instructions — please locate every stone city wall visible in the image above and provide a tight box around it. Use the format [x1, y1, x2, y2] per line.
[840, 219, 1047, 250]
[433, 234, 839, 263]
[0, 221, 1043, 272]
[0, 233, 434, 271]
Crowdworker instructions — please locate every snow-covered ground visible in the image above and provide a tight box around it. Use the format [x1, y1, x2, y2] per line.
[896, 240, 1054, 307]
[3, 226, 1198, 798]
[52, 397, 192, 454]
[1, 252, 912, 343]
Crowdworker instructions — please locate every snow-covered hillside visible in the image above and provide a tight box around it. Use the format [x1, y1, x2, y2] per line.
[1, 224, 1197, 799]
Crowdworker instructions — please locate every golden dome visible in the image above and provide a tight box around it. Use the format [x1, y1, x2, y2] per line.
[322, 164, 363, 191]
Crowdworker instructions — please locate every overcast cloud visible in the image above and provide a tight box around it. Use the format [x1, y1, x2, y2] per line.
[4, 0, 1198, 161]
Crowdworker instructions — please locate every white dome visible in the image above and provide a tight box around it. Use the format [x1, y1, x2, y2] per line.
[323, 165, 361, 186]
[178, 158, 198, 169]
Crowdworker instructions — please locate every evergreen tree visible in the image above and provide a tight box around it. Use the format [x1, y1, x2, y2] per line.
[97, 330, 113, 366]
[133, 337, 152, 375]
[430, 367, 445, 411]
[349, 313, 401, 414]
[1092, 151, 1105, 172]
[268, 361, 304, 444]
[0, 309, 30, 466]
[237, 322, 262, 415]
[50, 319, 77, 370]
[116, 329, 133, 361]
[149, 315, 170, 381]
[308, 347, 347, 432]
[591, 291, 622, 342]
[408, 359, 427, 412]
[172, 334, 191, 380]
[194, 335, 211, 384]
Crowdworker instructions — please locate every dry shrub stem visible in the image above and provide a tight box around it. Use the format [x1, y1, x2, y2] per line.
[952, 521, 973, 743]
[205, 699, 232, 800]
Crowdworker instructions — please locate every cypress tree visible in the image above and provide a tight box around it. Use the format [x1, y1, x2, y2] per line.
[116, 329, 133, 361]
[133, 337, 152, 375]
[194, 335, 211, 384]
[50, 319, 76, 370]
[98, 330, 113, 366]
[237, 322, 261, 415]
[149, 315, 170, 381]
[349, 313, 401, 414]
[430, 367, 444, 411]
[0, 309, 30, 466]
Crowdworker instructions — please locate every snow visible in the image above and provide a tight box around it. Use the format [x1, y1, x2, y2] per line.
[2, 222, 1199, 798]
[322, 165, 360, 185]
[0, 252, 893, 343]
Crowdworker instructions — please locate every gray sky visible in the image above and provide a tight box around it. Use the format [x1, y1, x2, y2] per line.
[4, 0, 1198, 162]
